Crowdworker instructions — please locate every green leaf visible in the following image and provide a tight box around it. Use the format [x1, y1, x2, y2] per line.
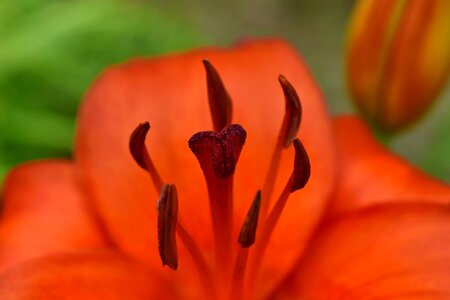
[0, 0, 205, 181]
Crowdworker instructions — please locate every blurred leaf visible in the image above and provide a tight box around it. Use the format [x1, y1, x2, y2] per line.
[0, 0, 205, 181]
[421, 114, 450, 180]
[391, 87, 450, 182]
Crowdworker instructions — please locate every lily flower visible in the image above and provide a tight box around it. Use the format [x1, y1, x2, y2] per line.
[0, 39, 449, 299]
[346, 0, 450, 131]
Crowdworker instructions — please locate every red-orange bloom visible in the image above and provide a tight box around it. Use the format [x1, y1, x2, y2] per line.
[0, 39, 449, 299]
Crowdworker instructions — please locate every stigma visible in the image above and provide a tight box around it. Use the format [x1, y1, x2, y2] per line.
[129, 61, 310, 299]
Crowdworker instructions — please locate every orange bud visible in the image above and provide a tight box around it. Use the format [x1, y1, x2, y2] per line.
[346, 0, 450, 131]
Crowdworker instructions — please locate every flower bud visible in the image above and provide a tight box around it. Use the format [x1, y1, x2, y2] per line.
[346, 0, 450, 131]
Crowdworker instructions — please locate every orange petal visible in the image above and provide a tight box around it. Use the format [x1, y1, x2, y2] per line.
[75, 36, 336, 292]
[0, 160, 106, 272]
[272, 203, 450, 299]
[327, 116, 450, 216]
[0, 251, 176, 299]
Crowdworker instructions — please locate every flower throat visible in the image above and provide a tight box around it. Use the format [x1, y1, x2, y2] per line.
[129, 60, 311, 299]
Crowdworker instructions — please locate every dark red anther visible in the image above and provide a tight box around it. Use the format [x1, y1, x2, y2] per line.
[278, 75, 302, 148]
[129, 122, 164, 191]
[129, 122, 150, 170]
[238, 190, 262, 248]
[188, 124, 246, 178]
[157, 184, 179, 270]
[203, 60, 233, 132]
[291, 139, 311, 192]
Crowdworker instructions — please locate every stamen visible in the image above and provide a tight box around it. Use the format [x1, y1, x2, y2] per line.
[261, 75, 302, 217]
[158, 185, 215, 294]
[177, 223, 216, 298]
[261, 139, 310, 251]
[128, 68, 310, 298]
[278, 75, 302, 147]
[157, 184, 179, 270]
[238, 190, 262, 248]
[250, 139, 310, 285]
[188, 124, 246, 282]
[231, 191, 262, 300]
[290, 139, 311, 191]
[130, 123, 214, 291]
[203, 60, 233, 131]
[129, 122, 164, 192]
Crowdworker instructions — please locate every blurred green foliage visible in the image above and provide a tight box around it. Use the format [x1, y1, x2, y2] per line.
[392, 90, 450, 181]
[0, 0, 448, 183]
[0, 0, 203, 180]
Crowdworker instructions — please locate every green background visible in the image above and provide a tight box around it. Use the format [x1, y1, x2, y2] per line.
[0, 0, 449, 182]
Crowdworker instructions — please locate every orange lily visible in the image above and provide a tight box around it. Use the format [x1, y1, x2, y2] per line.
[0, 39, 449, 299]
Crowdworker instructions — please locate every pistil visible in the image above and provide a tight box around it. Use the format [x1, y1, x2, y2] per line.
[261, 75, 302, 217]
[189, 124, 247, 284]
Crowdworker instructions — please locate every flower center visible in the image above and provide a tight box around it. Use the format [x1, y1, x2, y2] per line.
[129, 61, 310, 299]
